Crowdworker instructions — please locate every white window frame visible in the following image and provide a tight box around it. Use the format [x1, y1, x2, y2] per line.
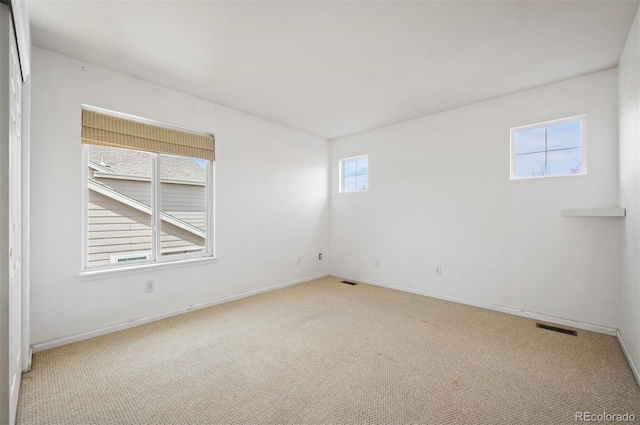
[510, 115, 587, 180]
[339, 154, 369, 193]
[81, 107, 215, 272]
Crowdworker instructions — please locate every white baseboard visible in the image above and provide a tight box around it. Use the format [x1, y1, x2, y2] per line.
[31, 273, 330, 353]
[617, 330, 640, 387]
[331, 273, 617, 336]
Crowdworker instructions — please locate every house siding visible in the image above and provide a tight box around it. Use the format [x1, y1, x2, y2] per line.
[160, 182, 206, 213]
[92, 176, 205, 213]
[88, 190, 204, 266]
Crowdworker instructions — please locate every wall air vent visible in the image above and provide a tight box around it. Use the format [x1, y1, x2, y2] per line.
[536, 323, 577, 336]
[341, 280, 358, 286]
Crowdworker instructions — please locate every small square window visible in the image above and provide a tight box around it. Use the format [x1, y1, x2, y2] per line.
[340, 155, 369, 193]
[510, 115, 586, 180]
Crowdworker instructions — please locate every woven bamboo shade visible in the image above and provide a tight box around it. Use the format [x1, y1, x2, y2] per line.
[82, 109, 215, 161]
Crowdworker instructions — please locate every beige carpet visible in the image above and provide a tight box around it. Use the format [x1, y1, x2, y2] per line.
[17, 277, 640, 424]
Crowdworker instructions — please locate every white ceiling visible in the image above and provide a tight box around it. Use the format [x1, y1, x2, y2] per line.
[29, 1, 639, 140]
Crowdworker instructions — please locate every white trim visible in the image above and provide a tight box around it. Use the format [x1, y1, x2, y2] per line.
[81, 145, 89, 276]
[208, 161, 216, 257]
[331, 273, 617, 336]
[20, 74, 30, 372]
[510, 114, 587, 180]
[617, 330, 640, 387]
[32, 273, 330, 353]
[7, 17, 23, 422]
[151, 153, 160, 263]
[0, 9, 11, 424]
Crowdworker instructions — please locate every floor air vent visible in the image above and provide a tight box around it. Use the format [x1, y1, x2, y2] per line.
[536, 323, 577, 336]
[341, 280, 358, 286]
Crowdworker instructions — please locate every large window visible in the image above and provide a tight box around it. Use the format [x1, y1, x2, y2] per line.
[82, 107, 215, 270]
[510, 115, 586, 180]
[340, 155, 369, 193]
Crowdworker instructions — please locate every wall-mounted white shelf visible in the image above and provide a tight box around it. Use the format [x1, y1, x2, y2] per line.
[560, 208, 626, 217]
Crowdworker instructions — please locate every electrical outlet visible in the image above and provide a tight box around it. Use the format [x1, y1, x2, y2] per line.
[145, 280, 155, 293]
[297, 257, 302, 266]
[435, 266, 442, 275]
[374, 258, 381, 267]
[319, 253, 322, 260]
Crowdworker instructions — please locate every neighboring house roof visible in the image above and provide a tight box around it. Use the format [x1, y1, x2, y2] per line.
[165, 212, 205, 232]
[88, 145, 206, 182]
[89, 179, 205, 238]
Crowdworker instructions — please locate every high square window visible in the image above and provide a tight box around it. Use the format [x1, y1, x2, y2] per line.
[510, 115, 586, 180]
[340, 155, 369, 193]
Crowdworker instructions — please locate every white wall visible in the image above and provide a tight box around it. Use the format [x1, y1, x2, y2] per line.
[619, 8, 640, 379]
[30, 47, 330, 347]
[330, 70, 620, 333]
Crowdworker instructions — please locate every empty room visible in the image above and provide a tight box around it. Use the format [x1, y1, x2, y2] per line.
[1, 0, 640, 424]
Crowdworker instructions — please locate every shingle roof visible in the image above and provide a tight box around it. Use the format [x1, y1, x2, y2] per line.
[88, 145, 205, 182]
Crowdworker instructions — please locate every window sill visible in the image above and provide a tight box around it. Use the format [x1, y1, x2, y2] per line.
[79, 256, 218, 281]
[510, 172, 586, 181]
